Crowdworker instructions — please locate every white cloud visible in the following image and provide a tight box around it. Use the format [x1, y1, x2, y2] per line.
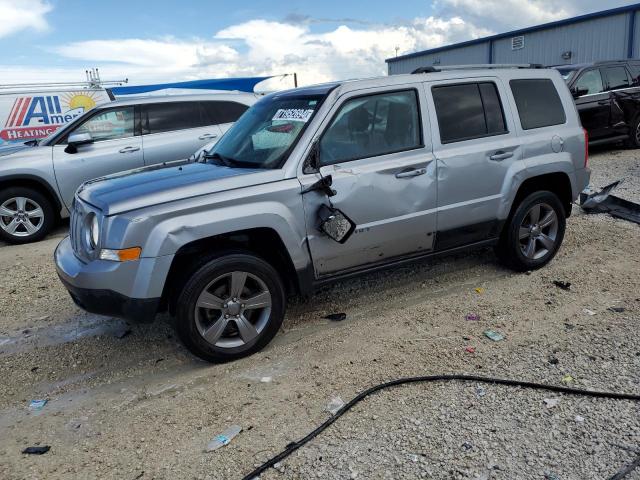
[10, 0, 635, 87]
[0, 0, 51, 38]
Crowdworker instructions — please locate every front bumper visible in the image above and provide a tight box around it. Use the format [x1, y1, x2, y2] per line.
[55, 236, 162, 323]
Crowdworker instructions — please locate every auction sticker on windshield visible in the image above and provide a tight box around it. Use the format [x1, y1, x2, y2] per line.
[272, 108, 314, 122]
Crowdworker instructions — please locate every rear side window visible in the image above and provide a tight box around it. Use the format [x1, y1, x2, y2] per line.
[603, 66, 631, 90]
[201, 101, 249, 125]
[510, 79, 566, 130]
[143, 102, 200, 134]
[432, 82, 507, 144]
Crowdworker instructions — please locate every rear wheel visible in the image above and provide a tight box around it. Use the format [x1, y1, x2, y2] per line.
[175, 252, 285, 363]
[496, 191, 566, 272]
[0, 187, 55, 244]
[625, 115, 640, 148]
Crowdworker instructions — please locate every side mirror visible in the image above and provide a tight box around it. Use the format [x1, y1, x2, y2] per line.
[571, 87, 589, 98]
[317, 204, 355, 244]
[65, 132, 93, 154]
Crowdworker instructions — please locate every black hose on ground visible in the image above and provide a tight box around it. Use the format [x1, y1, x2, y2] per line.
[240, 374, 640, 480]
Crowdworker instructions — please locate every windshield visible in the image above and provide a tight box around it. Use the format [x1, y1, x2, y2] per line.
[208, 94, 323, 169]
[555, 67, 578, 82]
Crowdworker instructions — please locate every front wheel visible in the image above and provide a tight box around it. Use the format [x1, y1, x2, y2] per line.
[496, 191, 566, 272]
[175, 252, 285, 363]
[0, 187, 55, 244]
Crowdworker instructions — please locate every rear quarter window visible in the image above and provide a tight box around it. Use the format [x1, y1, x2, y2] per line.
[510, 79, 566, 130]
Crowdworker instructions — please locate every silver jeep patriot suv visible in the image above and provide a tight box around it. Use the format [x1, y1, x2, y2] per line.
[55, 66, 590, 362]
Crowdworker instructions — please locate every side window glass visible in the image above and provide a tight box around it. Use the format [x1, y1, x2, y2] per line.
[510, 79, 566, 130]
[143, 102, 199, 134]
[604, 67, 631, 90]
[201, 101, 249, 125]
[73, 107, 134, 142]
[574, 70, 604, 95]
[432, 82, 507, 144]
[319, 90, 421, 166]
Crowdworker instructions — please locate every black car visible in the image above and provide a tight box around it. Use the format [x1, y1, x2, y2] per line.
[555, 60, 640, 147]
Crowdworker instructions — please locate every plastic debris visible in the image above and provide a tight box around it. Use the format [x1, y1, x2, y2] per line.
[608, 307, 626, 313]
[582, 308, 596, 316]
[474, 287, 484, 294]
[206, 425, 242, 452]
[580, 180, 622, 209]
[544, 398, 560, 409]
[553, 280, 571, 291]
[22, 446, 50, 455]
[580, 180, 640, 225]
[484, 330, 504, 342]
[465, 346, 476, 354]
[562, 374, 574, 384]
[475, 386, 486, 397]
[575, 415, 585, 423]
[548, 355, 559, 365]
[260, 376, 272, 383]
[327, 396, 345, 415]
[324, 313, 347, 322]
[465, 313, 480, 321]
[28, 399, 47, 412]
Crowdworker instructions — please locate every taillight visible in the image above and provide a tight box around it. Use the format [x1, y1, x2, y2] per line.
[583, 128, 589, 168]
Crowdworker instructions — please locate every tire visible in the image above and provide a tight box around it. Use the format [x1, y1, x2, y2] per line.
[496, 191, 566, 272]
[625, 115, 640, 148]
[0, 187, 55, 244]
[175, 252, 286, 363]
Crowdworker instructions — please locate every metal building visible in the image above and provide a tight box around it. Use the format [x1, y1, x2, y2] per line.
[387, 3, 640, 74]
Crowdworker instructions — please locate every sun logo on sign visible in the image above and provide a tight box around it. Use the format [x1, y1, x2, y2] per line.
[61, 92, 98, 113]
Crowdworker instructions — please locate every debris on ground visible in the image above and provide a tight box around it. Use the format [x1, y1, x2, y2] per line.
[260, 376, 272, 383]
[28, 399, 47, 412]
[548, 355, 559, 365]
[327, 396, 345, 415]
[114, 328, 132, 339]
[465, 313, 480, 321]
[580, 180, 640, 225]
[474, 287, 484, 294]
[608, 307, 626, 313]
[475, 386, 486, 397]
[324, 313, 347, 322]
[583, 308, 596, 316]
[575, 415, 585, 423]
[465, 346, 476, 354]
[553, 280, 571, 291]
[484, 330, 505, 342]
[22, 446, 50, 455]
[562, 374, 574, 384]
[544, 398, 560, 409]
[206, 425, 242, 452]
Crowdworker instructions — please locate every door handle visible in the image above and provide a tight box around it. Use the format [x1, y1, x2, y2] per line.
[489, 151, 514, 161]
[119, 146, 140, 153]
[199, 133, 218, 140]
[395, 168, 426, 179]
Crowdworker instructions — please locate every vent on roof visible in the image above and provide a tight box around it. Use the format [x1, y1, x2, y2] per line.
[511, 35, 525, 50]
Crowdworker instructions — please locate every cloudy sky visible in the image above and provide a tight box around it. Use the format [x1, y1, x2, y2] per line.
[0, 0, 634, 89]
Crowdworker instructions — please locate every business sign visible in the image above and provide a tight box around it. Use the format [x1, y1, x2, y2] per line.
[0, 90, 110, 144]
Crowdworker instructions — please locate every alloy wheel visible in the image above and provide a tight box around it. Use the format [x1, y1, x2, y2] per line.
[0, 197, 45, 237]
[518, 202, 559, 260]
[194, 271, 272, 348]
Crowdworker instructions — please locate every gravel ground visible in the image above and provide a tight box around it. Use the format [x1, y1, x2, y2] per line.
[0, 147, 639, 480]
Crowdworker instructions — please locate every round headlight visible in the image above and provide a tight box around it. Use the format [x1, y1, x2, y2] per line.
[90, 215, 99, 248]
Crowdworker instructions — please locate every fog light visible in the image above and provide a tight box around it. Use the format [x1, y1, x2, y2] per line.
[99, 247, 142, 262]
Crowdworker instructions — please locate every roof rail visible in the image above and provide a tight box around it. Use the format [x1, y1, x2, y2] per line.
[411, 64, 545, 74]
[0, 68, 127, 91]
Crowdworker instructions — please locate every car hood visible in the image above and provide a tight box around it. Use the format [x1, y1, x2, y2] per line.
[77, 160, 275, 215]
[0, 143, 36, 157]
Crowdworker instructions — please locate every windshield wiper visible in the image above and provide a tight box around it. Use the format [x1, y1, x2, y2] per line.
[204, 152, 245, 168]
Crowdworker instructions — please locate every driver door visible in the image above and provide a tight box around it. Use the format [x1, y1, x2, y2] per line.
[299, 87, 437, 276]
[52, 106, 143, 209]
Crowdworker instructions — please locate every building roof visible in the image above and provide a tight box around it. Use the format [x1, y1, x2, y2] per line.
[386, 2, 640, 64]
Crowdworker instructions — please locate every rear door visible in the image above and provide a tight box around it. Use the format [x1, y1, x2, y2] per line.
[201, 100, 250, 136]
[572, 68, 611, 140]
[52, 105, 143, 209]
[140, 101, 223, 165]
[426, 78, 519, 250]
[602, 66, 636, 138]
